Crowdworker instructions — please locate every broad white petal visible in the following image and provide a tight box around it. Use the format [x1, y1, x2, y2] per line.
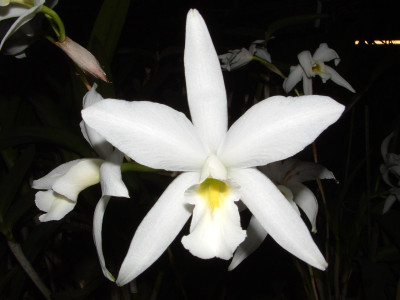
[298, 50, 314, 77]
[100, 149, 129, 198]
[324, 65, 355, 93]
[181, 180, 245, 260]
[82, 100, 207, 171]
[283, 65, 303, 93]
[80, 83, 113, 158]
[230, 168, 328, 270]
[35, 190, 76, 222]
[228, 215, 268, 271]
[116, 172, 199, 286]
[93, 196, 115, 281]
[0, 0, 44, 50]
[219, 95, 345, 169]
[289, 183, 319, 232]
[52, 159, 103, 201]
[184, 9, 228, 152]
[32, 159, 83, 190]
[313, 43, 340, 65]
[0, 1, 10, 7]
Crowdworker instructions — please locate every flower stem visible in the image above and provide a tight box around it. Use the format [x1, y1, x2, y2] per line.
[41, 5, 66, 42]
[121, 162, 161, 173]
[8, 240, 52, 300]
[252, 56, 286, 79]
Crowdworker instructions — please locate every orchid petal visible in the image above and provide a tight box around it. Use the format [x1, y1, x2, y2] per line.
[219, 95, 344, 169]
[82, 100, 207, 172]
[230, 168, 328, 270]
[298, 50, 314, 77]
[32, 159, 83, 190]
[93, 196, 115, 281]
[116, 172, 199, 286]
[281, 159, 335, 183]
[35, 190, 76, 222]
[0, 0, 44, 50]
[80, 83, 113, 159]
[228, 215, 268, 271]
[182, 180, 245, 260]
[289, 183, 319, 232]
[313, 43, 340, 65]
[100, 149, 129, 198]
[283, 65, 303, 93]
[52, 159, 102, 201]
[302, 74, 313, 95]
[323, 65, 355, 93]
[184, 9, 228, 152]
[383, 194, 397, 214]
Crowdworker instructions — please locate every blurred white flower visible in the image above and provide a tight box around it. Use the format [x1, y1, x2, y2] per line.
[283, 43, 355, 95]
[83, 9, 344, 286]
[380, 132, 400, 213]
[32, 84, 128, 281]
[0, 0, 58, 58]
[0, 0, 45, 51]
[219, 39, 271, 71]
[229, 158, 336, 270]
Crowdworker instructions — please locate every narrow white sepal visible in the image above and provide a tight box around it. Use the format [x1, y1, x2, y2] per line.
[230, 168, 328, 270]
[93, 196, 115, 281]
[185, 9, 228, 153]
[228, 215, 268, 271]
[116, 172, 198, 286]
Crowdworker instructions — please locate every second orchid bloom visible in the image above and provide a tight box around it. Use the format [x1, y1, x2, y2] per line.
[82, 9, 345, 286]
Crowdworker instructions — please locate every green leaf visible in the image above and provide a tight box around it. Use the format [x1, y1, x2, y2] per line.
[265, 14, 327, 39]
[88, 0, 131, 64]
[88, 0, 131, 97]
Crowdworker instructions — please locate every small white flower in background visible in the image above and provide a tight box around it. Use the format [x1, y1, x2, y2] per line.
[229, 158, 335, 271]
[83, 9, 344, 286]
[32, 83, 129, 281]
[380, 132, 400, 213]
[283, 43, 355, 95]
[0, 0, 45, 51]
[219, 39, 271, 71]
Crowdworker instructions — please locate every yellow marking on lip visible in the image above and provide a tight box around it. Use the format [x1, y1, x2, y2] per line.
[198, 178, 229, 210]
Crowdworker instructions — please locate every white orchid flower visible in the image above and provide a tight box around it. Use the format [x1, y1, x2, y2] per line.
[380, 132, 400, 213]
[32, 83, 129, 281]
[82, 9, 344, 286]
[219, 39, 271, 71]
[229, 158, 335, 270]
[0, 0, 57, 58]
[283, 43, 355, 95]
[0, 0, 45, 51]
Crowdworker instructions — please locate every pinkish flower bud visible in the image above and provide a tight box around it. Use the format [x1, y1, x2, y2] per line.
[56, 36, 108, 82]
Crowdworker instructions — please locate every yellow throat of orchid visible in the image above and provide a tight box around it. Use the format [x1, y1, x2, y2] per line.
[312, 63, 322, 73]
[198, 178, 229, 210]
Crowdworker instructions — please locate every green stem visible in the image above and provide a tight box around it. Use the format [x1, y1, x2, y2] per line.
[121, 162, 161, 173]
[41, 5, 66, 42]
[8, 241, 52, 300]
[252, 56, 286, 79]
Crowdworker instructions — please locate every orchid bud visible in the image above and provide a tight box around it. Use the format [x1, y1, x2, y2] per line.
[56, 36, 108, 82]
